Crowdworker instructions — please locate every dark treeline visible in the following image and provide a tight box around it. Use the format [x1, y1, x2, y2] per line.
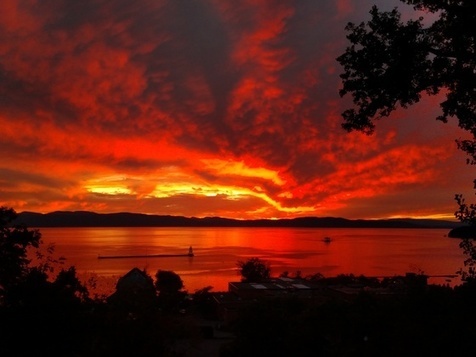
[15, 211, 462, 229]
[1, 206, 202, 356]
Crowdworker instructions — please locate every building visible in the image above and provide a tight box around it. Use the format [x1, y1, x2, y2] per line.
[107, 267, 157, 312]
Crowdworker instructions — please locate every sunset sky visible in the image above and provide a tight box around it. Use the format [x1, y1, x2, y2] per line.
[1, 0, 473, 220]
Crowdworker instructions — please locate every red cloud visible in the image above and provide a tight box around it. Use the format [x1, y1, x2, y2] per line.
[0, 0, 470, 219]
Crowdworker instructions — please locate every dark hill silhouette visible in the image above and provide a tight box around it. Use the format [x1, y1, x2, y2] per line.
[14, 211, 463, 229]
[448, 225, 476, 238]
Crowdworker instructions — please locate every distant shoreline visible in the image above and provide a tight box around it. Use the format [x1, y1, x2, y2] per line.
[14, 211, 463, 229]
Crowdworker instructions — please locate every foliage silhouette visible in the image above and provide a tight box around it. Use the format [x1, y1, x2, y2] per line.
[457, 238, 476, 286]
[0, 206, 42, 304]
[337, 1, 476, 221]
[155, 269, 184, 293]
[155, 269, 186, 312]
[237, 257, 271, 283]
[0, 208, 204, 355]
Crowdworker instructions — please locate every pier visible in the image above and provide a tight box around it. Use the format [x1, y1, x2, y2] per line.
[98, 246, 194, 259]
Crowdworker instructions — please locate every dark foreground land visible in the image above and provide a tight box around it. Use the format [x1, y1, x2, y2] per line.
[2, 207, 475, 356]
[2, 272, 476, 357]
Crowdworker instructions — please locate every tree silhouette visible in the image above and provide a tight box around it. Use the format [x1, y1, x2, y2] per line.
[237, 257, 271, 283]
[53, 266, 90, 303]
[0, 207, 42, 303]
[155, 270, 184, 293]
[155, 270, 185, 312]
[337, 1, 476, 221]
[456, 238, 476, 284]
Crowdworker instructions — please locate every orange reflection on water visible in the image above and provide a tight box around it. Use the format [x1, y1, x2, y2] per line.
[37, 227, 464, 294]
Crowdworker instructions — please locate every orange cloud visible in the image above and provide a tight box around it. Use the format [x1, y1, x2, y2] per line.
[0, 0, 471, 220]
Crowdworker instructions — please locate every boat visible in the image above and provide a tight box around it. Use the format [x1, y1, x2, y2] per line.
[323, 236, 332, 243]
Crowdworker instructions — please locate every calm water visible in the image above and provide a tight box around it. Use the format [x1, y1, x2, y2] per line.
[36, 227, 465, 293]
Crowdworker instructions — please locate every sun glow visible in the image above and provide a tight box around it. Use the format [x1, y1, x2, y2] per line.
[201, 159, 285, 186]
[388, 213, 458, 221]
[86, 186, 133, 195]
[85, 176, 135, 195]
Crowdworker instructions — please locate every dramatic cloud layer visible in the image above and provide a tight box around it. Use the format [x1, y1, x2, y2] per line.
[0, 0, 472, 219]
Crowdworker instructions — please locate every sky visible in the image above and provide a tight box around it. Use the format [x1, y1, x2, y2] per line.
[0, 0, 473, 220]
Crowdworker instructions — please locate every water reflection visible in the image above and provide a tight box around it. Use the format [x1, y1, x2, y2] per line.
[37, 227, 464, 293]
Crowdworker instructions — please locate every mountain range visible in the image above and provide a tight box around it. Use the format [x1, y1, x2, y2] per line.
[14, 211, 463, 229]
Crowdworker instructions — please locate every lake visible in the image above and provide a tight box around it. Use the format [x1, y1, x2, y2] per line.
[36, 227, 465, 294]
